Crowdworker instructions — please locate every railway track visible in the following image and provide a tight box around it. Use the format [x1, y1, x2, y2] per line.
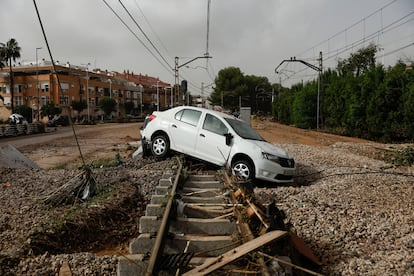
[118, 157, 322, 275]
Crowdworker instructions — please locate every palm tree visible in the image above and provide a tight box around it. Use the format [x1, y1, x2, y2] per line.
[0, 47, 6, 69]
[0, 38, 21, 111]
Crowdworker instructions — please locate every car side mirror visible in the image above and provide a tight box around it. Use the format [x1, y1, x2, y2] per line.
[224, 133, 233, 146]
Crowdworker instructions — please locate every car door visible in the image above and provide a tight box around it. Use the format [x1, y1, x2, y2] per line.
[195, 113, 232, 165]
[169, 108, 202, 154]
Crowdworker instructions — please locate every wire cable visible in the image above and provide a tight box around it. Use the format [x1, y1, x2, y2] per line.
[133, 0, 172, 60]
[118, 0, 172, 70]
[101, 0, 174, 77]
[32, 0, 87, 168]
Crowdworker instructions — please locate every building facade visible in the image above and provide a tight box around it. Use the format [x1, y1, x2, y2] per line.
[0, 60, 172, 122]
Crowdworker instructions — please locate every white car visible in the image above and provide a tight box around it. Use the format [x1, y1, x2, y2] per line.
[140, 106, 295, 183]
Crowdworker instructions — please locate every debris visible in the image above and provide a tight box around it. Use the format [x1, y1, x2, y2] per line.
[183, 230, 288, 275]
[43, 166, 97, 206]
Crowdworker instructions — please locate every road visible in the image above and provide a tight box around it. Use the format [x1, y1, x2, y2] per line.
[1, 120, 371, 169]
[1, 123, 141, 169]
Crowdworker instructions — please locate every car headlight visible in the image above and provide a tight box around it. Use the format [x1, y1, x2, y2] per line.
[262, 152, 281, 163]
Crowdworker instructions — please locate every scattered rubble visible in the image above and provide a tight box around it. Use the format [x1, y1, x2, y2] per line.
[0, 121, 413, 275]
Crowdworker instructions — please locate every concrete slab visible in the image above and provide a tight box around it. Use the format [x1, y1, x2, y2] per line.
[180, 195, 227, 204]
[155, 185, 171, 195]
[145, 204, 165, 217]
[129, 233, 236, 256]
[139, 216, 236, 235]
[117, 254, 147, 276]
[0, 144, 40, 169]
[185, 180, 222, 189]
[188, 174, 217, 181]
[180, 187, 222, 197]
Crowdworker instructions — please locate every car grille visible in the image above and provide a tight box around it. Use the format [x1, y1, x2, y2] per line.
[279, 157, 295, 168]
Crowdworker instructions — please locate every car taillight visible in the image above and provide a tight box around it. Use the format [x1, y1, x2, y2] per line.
[149, 114, 157, 121]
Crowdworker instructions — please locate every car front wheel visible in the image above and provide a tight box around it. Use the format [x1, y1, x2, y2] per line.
[232, 159, 254, 181]
[151, 135, 170, 158]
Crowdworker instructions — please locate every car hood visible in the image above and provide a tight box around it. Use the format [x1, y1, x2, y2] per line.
[250, 140, 292, 158]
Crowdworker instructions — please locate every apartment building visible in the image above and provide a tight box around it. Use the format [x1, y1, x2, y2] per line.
[0, 60, 172, 121]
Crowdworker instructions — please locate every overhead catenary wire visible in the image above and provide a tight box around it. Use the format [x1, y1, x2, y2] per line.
[107, 0, 214, 94]
[101, 0, 174, 77]
[132, 0, 172, 61]
[283, 1, 413, 85]
[118, 0, 172, 71]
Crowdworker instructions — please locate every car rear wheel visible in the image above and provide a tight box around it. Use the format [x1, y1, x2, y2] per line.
[151, 135, 170, 158]
[232, 159, 254, 181]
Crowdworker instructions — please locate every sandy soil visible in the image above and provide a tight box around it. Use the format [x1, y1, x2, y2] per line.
[18, 123, 142, 169]
[16, 120, 373, 169]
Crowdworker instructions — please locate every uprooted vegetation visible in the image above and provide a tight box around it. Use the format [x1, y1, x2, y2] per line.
[0, 156, 176, 274]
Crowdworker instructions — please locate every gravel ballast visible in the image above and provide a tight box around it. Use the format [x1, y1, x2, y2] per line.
[255, 143, 414, 275]
[0, 141, 413, 275]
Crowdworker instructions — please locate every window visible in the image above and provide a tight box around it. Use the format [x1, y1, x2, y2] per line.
[41, 83, 49, 92]
[59, 96, 69, 105]
[60, 83, 69, 93]
[203, 114, 228, 135]
[15, 96, 23, 106]
[14, 84, 23, 93]
[1, 85, 7, 93]
[175, 109, 201, 126]
[41, 96, 49, 105]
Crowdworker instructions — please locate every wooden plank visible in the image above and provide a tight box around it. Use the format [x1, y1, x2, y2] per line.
[183, 230, 287, 276]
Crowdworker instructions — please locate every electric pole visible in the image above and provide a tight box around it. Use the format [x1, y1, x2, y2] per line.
[275, 52, 323, 129]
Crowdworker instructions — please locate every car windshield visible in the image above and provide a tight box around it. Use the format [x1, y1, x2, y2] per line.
[224, 118, 265, 141]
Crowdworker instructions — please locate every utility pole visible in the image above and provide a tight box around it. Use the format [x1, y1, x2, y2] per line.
[317, 51, 323, 129]
[174, 55, 211, 106]
[275, 52, 323, 129]
[36, 47, 42, 121]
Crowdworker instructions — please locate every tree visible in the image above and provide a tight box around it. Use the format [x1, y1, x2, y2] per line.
[208, 67, 246, 110]
[40, 103, 62, 119]
[337, 43, 377, 77]
[292, 81, 317, 128]
[0, 38, 21, 111]
[0, 47, 6, 69]
[14, 105, 33, 122]
[124, 101, 134, 115]
[99, 97, 117, 118]
[71, 100, 88, 121]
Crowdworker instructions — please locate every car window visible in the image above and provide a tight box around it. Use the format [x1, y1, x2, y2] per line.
[203, 114, 228, 135]
[175, 109, 201, 126]
[225, 118, 264, 140]
[174, 110, 183, 120]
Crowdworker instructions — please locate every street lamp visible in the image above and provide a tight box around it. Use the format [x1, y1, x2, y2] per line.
[156, 80, 160, 111]
[36, 47, 42, 121]
[138, 84, 143, 116]
[108, 79, 112, 98]
[82, 62, 91, 122]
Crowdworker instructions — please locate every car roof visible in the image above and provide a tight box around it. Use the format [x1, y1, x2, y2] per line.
[169, 106, 234, 119]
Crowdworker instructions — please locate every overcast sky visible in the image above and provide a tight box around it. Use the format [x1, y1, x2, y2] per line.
[1, 0, 413, 95]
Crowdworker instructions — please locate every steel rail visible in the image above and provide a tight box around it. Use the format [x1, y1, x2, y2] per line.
[145, 157, 183, 276]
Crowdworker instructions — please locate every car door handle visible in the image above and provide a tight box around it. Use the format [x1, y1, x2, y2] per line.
[172, 124, 177, 128]
[200, 133, 205, 137]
